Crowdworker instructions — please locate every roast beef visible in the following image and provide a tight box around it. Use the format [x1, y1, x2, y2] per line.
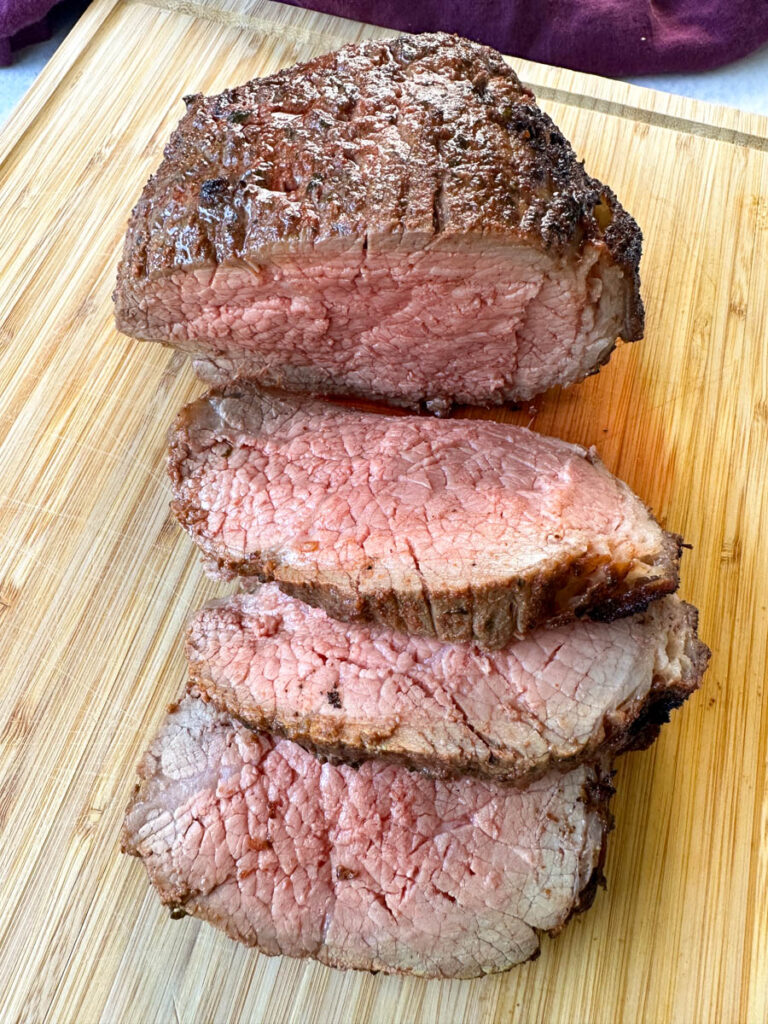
[122, 696, 612, 978]
[186, 586, 708, 782]
[169, 387, 681, 648]
[114, 33, 643, 413]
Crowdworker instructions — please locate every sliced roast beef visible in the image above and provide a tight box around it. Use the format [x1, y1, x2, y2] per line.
[122, 697, 612, 978]
[169, 388, 681, 648]
[114, 33, 643, 413]
[186, 587, 708, 782]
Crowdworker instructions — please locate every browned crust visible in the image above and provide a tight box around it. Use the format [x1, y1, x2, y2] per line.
[114, 31, 643, 383]
[116, 32, 643, 281]
[184, 670, 646, 784]
[196, 540, 681, 648]
[270, 532, 682, 647]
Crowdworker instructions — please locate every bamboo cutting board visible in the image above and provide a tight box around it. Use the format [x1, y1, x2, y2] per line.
[1, 1, 767, 1020]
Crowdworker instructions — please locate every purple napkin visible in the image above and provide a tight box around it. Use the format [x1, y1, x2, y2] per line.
[285, 0, 768, 76]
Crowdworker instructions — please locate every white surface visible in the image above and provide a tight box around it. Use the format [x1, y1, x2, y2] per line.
[0, 29, 68, 125]
[0, 0, 87, 125]
[1, 7, 767, 126]
[626, 41, 768, 117]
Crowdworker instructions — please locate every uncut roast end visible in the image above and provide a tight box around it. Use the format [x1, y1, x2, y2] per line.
[114, 33, 643, 412]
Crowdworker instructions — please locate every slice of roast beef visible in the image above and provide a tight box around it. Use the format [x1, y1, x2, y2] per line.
[186, 587, 709, 782]
[114, 33, 643, 413]
[169, 387, 681, 648]
[122, 697, 613, 978]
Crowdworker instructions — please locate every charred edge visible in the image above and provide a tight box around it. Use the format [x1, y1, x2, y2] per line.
[571, 865, 606, 918]
[619, 687, 692, 753]
[547, 765, 615, 939]
[584, 576, 677, 623]
[496, 98, 643, 322]
[601, 186, 645, 341]
[577, 768, 615, 912]
[585, 533, 683, 625]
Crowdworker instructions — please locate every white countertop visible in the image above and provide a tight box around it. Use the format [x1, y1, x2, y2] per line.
[625, 42, 768, 117]
[2, 4, 768, 125]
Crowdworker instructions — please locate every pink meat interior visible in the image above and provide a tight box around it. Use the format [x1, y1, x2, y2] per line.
[139, 237, 627, 408]
[185, 394, 666, 600]
[123, 698, 607, 977]
[188, 587, 696, 776]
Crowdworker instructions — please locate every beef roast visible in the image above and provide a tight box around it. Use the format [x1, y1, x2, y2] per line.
[122, 697, 612, 978]
[169, 387, 681, 648]
[114, 33, 643, 413]
[186, 587, 708, 782]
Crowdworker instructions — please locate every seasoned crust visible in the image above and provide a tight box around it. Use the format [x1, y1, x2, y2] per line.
[114, 32, 643, 343]
[267, 530, 682, 647]
[185, 671, 679, 784]
[184, 541, 682, 649]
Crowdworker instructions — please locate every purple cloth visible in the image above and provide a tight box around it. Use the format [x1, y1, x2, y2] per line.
[286, 0, 768, 76]
[3, 0, 768, 73]
[1, 0, 54, 64]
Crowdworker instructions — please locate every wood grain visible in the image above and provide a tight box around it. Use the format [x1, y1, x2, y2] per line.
[0, 1, 766, 1020]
